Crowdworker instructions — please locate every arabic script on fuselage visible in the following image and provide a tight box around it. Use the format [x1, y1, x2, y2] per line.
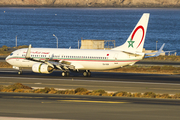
[23, 51, 50, 54]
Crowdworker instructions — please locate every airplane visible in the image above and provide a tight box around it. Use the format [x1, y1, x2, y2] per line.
[5, 13, 165, 77]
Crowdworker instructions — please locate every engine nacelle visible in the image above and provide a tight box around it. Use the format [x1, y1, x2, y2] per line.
[32, 63, 54, 74]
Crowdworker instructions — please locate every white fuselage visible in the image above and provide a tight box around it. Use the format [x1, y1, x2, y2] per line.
[6, 48, 143, 70]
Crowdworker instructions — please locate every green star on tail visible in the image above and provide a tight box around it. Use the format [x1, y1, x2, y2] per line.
[128, 40, 135, 48]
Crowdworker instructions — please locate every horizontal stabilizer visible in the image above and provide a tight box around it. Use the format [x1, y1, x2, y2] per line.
[122, 51, 144, 56]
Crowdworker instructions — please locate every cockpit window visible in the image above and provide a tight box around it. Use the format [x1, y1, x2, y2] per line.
[10, 53, 13, 56]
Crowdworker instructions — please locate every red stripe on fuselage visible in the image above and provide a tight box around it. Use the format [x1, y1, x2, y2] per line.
[6, 57, 139, 63]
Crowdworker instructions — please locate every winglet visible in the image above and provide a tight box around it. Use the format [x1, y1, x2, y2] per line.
[25, 44, 31, 59]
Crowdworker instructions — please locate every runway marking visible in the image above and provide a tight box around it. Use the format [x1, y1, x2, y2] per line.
[2, 96, 90, 100]
[0, 117, 71, 120]
[0, 76, 180, 86]
[0, 71, 17, 73]
[34, 83, 42, 84]
[47, 97, 89, 100]
[0, 82, 14, 84]
[2, 96, 44, 99]
[57, 100, 129, 104]
[150, 88, 180, 90]
[41, 102, 52, 103]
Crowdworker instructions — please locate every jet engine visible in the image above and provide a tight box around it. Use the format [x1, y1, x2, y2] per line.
[32, 63, 54, 74]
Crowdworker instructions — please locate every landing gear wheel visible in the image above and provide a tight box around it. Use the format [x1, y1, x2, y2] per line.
[83, 72, 88, 77]
[62, 72, 66, 77]
[62, 72, 70, 77]
[66, 72, 70, 77]
[83, 72, 91, 77]
[18, 71, 22, 75]
[83, 70, 91, 77]
[87, 72, 91, 77]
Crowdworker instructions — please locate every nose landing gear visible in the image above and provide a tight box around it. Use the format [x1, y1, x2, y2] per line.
[18, 70, 22, 75]
[18, 68, 22, 75]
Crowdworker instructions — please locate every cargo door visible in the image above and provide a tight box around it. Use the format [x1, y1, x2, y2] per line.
[114, 53, 118, 64]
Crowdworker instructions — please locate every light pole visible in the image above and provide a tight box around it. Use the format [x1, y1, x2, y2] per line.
[16, 36, 17, 47]
[78, 40, 79, 49]
[156, 41, 158, 51]
[53, 34, 58, 48]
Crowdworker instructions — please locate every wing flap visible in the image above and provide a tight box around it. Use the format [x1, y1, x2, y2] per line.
[70, 62, 84, 69]
[60, 60, 71, 65]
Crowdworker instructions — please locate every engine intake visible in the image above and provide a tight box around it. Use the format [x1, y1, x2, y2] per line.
[32, 63, 54, 74]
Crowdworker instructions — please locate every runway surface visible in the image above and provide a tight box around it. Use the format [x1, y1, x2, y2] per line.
[0, 92, 180, 120]
[0, 57, 6, 62]
[1, 68, 180, 120]
[0, 68, 180, 94]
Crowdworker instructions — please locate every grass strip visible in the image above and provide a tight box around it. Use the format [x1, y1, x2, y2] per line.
[144, 55, 180, 62]
[0, 83, 180, 99]
[0, 45, 29, 56]
[0, 62, 12, 68]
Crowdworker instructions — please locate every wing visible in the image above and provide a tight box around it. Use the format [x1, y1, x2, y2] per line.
[25, 44, 76, 71]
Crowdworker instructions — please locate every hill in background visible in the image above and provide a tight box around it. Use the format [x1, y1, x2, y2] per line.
[0, 0, 180, 8]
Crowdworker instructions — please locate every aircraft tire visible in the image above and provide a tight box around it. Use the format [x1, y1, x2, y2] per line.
[83, 72, 88, 77]
[66, 72, 70, 77]
[62, 72, 66, 77]
[18, 71, 22, 75]
[87, 72, 91, 77]
[62, 72, 70, 77]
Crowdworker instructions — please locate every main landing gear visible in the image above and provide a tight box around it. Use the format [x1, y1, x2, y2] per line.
[62, 71, 70, 77]
[83, 70, 91, 77]
[61, 70, 91, 77]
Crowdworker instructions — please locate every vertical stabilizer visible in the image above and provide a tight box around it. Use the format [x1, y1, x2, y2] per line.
[112, 13, 150, 52]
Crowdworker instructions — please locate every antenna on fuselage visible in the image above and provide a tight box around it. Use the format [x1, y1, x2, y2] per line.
[25, 44, 31, 59]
